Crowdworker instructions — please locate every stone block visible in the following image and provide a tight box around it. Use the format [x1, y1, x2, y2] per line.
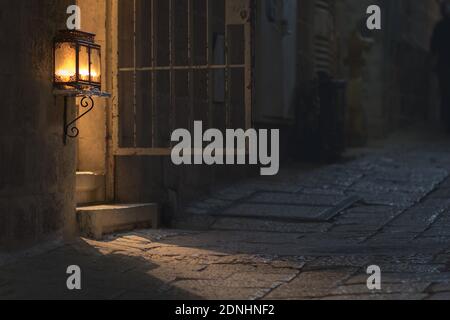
[76, 172, 106, 205]
[77, 203, 160, 240]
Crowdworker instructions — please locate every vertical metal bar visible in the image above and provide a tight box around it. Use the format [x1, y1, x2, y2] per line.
[151, 0, 156, 148]
[76, 43, 80, 84]
[133, 0, 137, 147]
[206, 0, 212, 128]
[224, 3, 230, 128]
[169, 0, 174, 139]
[188, 0, 194, 131]
[63, 96, 68, 145]
[53, 41, 56, 86]
[88, 46, 91, 85]
[244, 0, 252, 130]
[206, 0, 210, 67]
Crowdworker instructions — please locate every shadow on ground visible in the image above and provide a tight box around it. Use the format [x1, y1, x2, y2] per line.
[0, 239, 200, 300]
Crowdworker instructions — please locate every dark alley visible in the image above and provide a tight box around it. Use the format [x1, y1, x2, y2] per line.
[2, 0, 450, 303]
[3, 127, 450, 300]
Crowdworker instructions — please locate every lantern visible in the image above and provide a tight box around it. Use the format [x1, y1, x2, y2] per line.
[53, 30, 101, 90]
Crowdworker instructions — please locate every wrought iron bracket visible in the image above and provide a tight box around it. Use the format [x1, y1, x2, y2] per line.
[54, 89, 111, 145]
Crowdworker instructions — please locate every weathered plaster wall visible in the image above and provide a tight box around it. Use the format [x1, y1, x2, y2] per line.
[115, 158, 257, 226]
[336, 0, 440, 139]
[0, 0, 76, 250]
[335, 0, 386, 139]
[382, 0, 440, 130]
[76, 0, 107, 174]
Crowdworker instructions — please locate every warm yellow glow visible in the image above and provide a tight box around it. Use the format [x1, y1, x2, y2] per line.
[80, 69, 100, 82]
[55, 43, 76, 83]
[79, 69, 90, 78]
[55, 67, 76, 82]
[79, 46, 90, 81]
[55, 42, 101, 85]
[90, 48, 101, 83]
[56, 69, 99, 83]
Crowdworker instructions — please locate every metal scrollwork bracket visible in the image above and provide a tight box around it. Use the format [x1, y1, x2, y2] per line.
[54, 88, 111, 145]
[63, 96, 94, 144]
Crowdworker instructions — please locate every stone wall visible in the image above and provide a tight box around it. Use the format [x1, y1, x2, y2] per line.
[76, 0, 108, 174]
[115, 158, 257, 226]
[382, 0, 441, 130]
[336, 0, 440, 139]
[0, 0, 76, 250]
[336, 0, 386, 139]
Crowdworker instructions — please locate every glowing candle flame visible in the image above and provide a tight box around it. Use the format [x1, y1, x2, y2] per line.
[56, 68, 75, 82]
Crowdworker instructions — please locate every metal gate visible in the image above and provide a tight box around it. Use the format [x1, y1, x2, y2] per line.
[110, 0, 252, 157]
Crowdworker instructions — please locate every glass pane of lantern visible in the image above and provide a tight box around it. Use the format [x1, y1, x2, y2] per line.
[55, 42, 76, 83]
[79, 45, 90, 82]
[91, 48, 101, 83]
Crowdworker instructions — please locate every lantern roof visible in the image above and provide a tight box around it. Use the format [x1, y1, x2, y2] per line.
[53, 88, 111, 98]
[54, 30, 96, 44]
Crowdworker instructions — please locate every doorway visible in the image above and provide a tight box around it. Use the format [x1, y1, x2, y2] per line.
[75, 0, 109, 206]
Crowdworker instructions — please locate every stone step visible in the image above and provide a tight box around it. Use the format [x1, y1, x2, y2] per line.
[76, 172, 106, 205]
[77, 203, 160, 240]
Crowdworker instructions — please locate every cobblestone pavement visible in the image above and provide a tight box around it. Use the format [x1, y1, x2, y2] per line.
[3, 129, 450, 300]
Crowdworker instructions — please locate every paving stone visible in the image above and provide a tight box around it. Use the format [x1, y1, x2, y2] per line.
[4, 133, 450, 299]
[423, 227, 450, 237]
[417, 198, 450, 209]
[346, 273, 415, 285]
[351, 180, 429, 194]
[347, 191, 418, 207]
[374, 262, 445, 274]
[385, 207, 444, 232]
[330, 224, 382, 234]
[433, 251, 450, 264]
[332, 282, 430, 296]
[417, 236, 450, 244]
[210, 186, 258, 201]
[301, 232, 369, 243]
[224, 272, 298, 289]
[428, 187, 450, 199]
[247, 192, 348, 207]
[426, 292, 450, 300]
[301, 187, 347, 196]
[304, 256, 370, 268]
[221, 203, 331, 221]
[367, 231, 419, 244]
[166, 281, 262, 300]
[240, 181, 303, 193]
[212, 217, 330, 234]
[264, 268, 358, 299]
[426, 282, 450, 293]
[322, 293, 428, 300]
[343, 205, 404, 215]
